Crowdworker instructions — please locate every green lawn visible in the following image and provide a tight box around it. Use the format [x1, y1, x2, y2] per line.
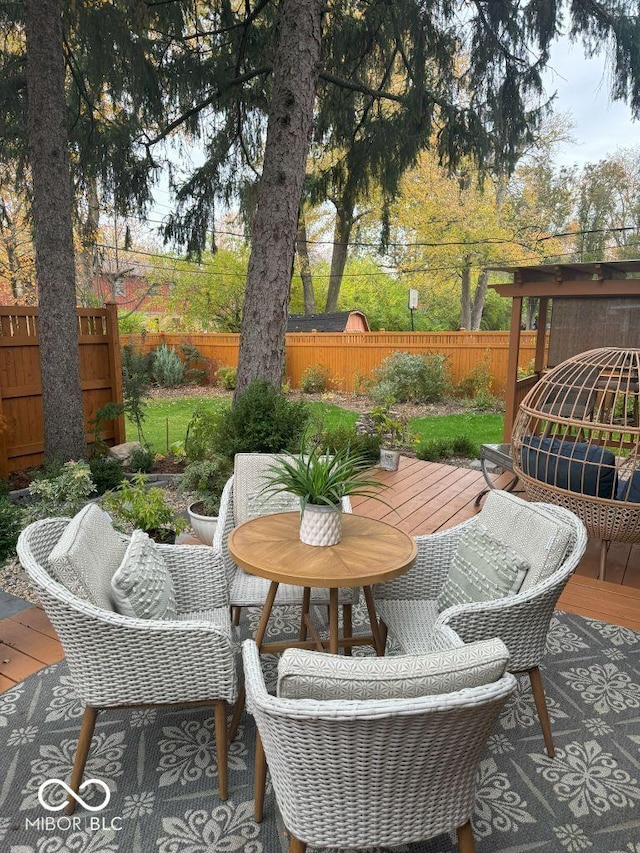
[130, 395, 503, 454]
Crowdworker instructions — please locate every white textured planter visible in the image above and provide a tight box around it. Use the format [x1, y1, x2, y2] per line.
[299, 503, 342, 546]
[380, 448, 401, 471]
[188, 501, 218, 546]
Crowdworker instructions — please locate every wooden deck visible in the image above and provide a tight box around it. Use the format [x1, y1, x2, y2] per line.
[1, 457, 639, 693]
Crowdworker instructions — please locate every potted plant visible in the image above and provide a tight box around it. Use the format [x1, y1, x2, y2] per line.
[179, 456, 232, 545]
[260, 447, 385, 546]
[370, 402, 408, 471]
[103, 474, 188, 544]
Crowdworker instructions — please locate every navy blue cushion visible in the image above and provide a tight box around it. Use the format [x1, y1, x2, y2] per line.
[521, 435, 617, 499]
[616, 470, 640, 503]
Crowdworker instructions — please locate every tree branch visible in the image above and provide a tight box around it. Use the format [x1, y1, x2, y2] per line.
[318, 71, 404, 103]
[143, 66, 272, 148]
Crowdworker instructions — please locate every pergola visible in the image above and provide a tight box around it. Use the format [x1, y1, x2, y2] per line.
[490, 261, 640, 440]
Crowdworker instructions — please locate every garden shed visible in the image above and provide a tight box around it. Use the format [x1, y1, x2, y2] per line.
[286, 310, 370, 333]
[491, 261, 640, 440]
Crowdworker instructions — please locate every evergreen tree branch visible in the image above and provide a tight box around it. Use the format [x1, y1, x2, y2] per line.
[318, 70, 405, 102]
[143, 66, 272, 148]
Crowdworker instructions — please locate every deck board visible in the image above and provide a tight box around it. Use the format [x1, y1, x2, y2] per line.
[1, 457, 639, 694]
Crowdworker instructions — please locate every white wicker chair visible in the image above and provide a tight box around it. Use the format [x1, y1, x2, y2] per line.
[243, 639, 516, 853]
[374, 494, 588, 757]
[214, 453, 357, 632]
[17, 517, 237, 809]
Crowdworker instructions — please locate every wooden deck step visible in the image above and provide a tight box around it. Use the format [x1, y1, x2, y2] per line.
[0, 607, 63, 692]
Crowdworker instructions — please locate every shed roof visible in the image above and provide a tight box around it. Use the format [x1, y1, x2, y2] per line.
[286, 310, 369, 332]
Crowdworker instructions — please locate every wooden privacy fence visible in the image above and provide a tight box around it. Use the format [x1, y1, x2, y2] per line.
[122, 330, 539, 393]
[0, 304, 125, 476]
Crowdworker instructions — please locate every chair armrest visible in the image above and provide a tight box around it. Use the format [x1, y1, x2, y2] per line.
[213, 476, 239, 588]
[39, 589, 236, 706]
[373, 518, 475, 600]
[157, 543, 229, 611]
[435, 570, 570, 672]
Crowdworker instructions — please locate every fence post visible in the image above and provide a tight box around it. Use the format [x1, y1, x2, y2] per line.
[105, 303, 126, 444]
[0, 384, 8, 479]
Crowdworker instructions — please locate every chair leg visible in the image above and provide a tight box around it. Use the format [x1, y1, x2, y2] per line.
[254, 730, 267, 822]
[599, 540, 609, 582]
[379, 619, 388, 652]
[232, 606, 242, 627]
[456, 820, 476, 853]
[229, 687, 245, 743]
[289, 835, 307, 853]
[528, 666, 555, 758]
[343, 604, 353, 656]
[214, 700, 229, 800]
[65, 705, 98, 815]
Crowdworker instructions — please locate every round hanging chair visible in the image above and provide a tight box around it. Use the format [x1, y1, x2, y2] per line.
[511, 347, 640, 580]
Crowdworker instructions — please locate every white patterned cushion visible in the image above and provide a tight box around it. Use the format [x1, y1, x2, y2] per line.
[479, 490, 573, 590]
[111, 530, 177, 620]
[247, 488, 300, 520]
[48, 503, 127, 610]
[233, 453, 297, 524]
[437, 523, 529, 612]
[277, 638, 510, 700]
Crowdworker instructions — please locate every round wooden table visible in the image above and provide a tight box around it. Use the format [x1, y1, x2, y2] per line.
[228, 511, 417, 655]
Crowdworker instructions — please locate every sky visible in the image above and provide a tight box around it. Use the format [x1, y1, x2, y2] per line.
[544, 35, 639, 167]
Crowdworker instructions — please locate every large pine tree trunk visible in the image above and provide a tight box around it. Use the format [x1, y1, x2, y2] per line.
[25, 0, 87, 461]
[325, 195, 355, 312]
[235, 0, 324, 395]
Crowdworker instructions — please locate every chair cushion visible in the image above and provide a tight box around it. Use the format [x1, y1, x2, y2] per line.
[616, 469, 640, 503]
[521, 434, 617, 499]
[48, 503, 127, 609]
[111, 530, 177, 620]
[177, 608, 231, 635]
[478, 489, 574, 591]
[437, 523, 529, 612]
[229, 571, 356, 606]
[277, 637, 510, 700]
[233, 453, 297, 525]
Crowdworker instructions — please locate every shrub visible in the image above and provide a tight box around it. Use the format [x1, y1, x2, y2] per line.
[180, 342, 208, 385]
[152, 343, 185, 387]
[457, 355, 493, 399]
[217, 365, 237, 390]
[103, 474, 187, 538]
[185, 403, 221, 462]
[212, 380, 309, 459]
[371, 351, 449, 404]
[89, 456, 125, 494]
[416, 435, 479, 462]
[300, 364, 331, 394]
[121, 344, 151, 443]
[179, 456, 232, 516]
[25, 461, 96, 523]
[311, 425, 381, 464]
[0, 497, 22, 563]
[128, 446, 156, 473]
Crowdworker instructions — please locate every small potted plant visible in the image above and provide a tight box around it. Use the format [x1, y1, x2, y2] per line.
[179, 456, 232, 545]
[260, 447, 385, 546]
[103, 474, 188, 544]
[370, 402, 408, 471]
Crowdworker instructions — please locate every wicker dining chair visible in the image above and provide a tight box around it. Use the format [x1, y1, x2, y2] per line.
[214, 453, 357, 631]
[243, 638, 516, 853]
[373, 490, 587, 757]
[17, 517, 237, 810]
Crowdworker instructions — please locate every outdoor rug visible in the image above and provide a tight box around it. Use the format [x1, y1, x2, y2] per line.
[1, 606, 639, 853]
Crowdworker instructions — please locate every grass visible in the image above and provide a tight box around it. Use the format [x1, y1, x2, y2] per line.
[129, 395, 503, 455]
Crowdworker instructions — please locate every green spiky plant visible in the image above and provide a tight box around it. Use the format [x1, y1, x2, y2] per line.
[260, 447, 387, 512]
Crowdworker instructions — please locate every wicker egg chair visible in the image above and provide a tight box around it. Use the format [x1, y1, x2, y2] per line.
[512, 347, 640, 581]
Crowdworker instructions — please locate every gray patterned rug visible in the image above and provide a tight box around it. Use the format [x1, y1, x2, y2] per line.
[0, 606, 639, 853]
